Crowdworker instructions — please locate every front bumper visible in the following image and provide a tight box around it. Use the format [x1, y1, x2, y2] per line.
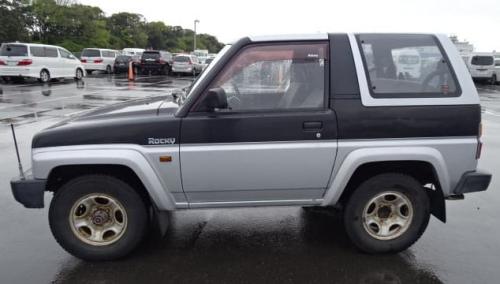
[11, 172, 46, 208]
[453, 170, 492, 195]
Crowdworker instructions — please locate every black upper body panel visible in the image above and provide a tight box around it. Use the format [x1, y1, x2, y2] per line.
[32, 97, 181, 148]
[32, 33, 481, 149]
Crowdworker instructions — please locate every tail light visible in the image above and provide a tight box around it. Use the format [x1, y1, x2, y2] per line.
[188, 59, 193, 65]
[159, 59, 166, 64]
[17, 59, 32, 66]
[94, 58, 103, 63]
[81, 59, 87, 63]
[0, 60, 6, 65]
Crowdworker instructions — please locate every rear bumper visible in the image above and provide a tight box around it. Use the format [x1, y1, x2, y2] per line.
[0, 67, 39, 78]
[453, 170, 492, 195]
[83, 63, 107, 71]
[11, 172, 46, 209]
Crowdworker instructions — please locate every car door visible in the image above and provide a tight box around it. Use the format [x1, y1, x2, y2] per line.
[43, 46, 61, 77]
[180, 42, 337, 205]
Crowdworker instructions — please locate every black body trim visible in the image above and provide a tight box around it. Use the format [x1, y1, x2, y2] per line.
[331, 99, 481, 139]
[329, 34, 360, 98]
[453, 170, 491, 195]
[11, 175, 46, 208]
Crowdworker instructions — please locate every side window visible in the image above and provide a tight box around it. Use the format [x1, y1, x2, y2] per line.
[45, 47, 58, 58]
[196, 43, 327, 111]
[495, 60, 500, 67]
[59, 48, 74, 59]
[30, 46, 45, 57]
[358, 34, 459, 97]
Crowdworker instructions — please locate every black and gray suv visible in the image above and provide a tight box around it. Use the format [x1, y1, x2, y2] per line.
[10, 33, 491, 261]
[138, 50, 173, 75]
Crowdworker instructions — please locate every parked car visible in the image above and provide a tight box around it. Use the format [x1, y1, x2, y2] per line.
[80, 48, 119, 74]
[465, 53, 498, 84]
[0, 42, 85, 83]
[11, 33, 490, 261]
[172, 54, 203, 75]
[122, 48, 145, 57]
[138, 50, 173, 75]
[201, 57, 214, 70]
[113, 55, 133, 74]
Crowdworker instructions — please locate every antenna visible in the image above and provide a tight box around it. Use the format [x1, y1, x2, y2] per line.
[10, 124, 25, 180]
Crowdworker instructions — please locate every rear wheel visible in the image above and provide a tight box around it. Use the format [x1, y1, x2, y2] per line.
[343, 173, 430, 254]
[491, 74, 497, 85]
[106, 65, 112, 74]
[49, 175, 149, 261]
[39, 69, 50, 83]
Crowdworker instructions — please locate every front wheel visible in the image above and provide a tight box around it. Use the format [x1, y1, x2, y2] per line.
[343, 173, 430, 254]
[49, 175, 149, 261]
[74, 68, 84, 81]
[491, 74, 497, 85]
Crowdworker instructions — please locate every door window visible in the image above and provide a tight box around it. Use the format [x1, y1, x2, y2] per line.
[195, 43, 328, 111]
[44, 47, 59, 58]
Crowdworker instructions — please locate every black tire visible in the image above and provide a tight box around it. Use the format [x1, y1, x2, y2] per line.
[49, 175, 149, 261]
[343, 173, 430, 254]
[491, 74, 497, 85]
[74, 68, 84, 81]
[39, 69, 50, 83]
[106, 65, 113, 74]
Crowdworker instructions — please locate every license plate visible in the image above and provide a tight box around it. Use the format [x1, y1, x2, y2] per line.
[7, 61, 17, 66]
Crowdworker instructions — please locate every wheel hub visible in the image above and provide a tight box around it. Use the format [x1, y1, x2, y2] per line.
[91, 209, 110, 226]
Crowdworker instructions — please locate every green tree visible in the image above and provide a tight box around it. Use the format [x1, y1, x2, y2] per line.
[0, 0, 30, 43]
[107, 12, 147, 49]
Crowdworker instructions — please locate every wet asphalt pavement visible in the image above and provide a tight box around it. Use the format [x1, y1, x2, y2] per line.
[0, 75, 499, 283]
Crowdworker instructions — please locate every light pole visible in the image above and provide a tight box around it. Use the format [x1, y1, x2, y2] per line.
[194, 19, 200, 52]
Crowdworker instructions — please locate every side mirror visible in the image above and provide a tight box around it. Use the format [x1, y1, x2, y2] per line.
[204, 87, 228, 111]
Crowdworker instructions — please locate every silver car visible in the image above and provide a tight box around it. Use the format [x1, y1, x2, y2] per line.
[171, 54, 203, 75]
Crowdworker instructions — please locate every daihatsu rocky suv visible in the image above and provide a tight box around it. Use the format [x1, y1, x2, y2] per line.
[11, 33, 491, 261]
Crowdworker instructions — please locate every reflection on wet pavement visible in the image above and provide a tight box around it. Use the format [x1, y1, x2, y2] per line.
[53, 208, 442, 284]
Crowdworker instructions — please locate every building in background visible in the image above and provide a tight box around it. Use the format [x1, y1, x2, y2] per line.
[449, 35, 474, 55]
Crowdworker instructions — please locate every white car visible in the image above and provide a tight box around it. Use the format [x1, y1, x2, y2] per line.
[466, 53, 499, 84]
[172, 54, 203, 75]
[122, 48, 145, 56]
[0, 42, 85, 83]
[80, 48, 119, 74]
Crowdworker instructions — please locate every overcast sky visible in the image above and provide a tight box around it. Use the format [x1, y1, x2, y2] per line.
[81, 0, 500, 52]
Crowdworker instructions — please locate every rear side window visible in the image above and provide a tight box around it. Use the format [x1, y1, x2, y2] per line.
[82, 49, 100, 57]
[102, 51, 115, 58]
[357, 34, 460, 98]
[115, 55, 130, 62]
[45, 47, 58, 58]
[0, 44, 28, 56]
[495, 60, 500, 67]
[471, 56, 494, 66]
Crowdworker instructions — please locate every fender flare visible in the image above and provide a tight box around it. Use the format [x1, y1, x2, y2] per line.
[322, 146, 450, 206]
[32, 147, 176, 210]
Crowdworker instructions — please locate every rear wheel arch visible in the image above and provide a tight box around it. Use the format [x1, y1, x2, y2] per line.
[338, 161, 446, 222]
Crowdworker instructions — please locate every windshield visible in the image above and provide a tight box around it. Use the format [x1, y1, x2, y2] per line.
[471, 56, 494, 66]
[184, 45, 230, 100]
[0, 44, 28, 56]
[82, 49, 100, 57]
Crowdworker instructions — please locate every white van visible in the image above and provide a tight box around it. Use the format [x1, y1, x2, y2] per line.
[122, 48, 145, 56]
[467, 53, 498, 84]
[80, 48, 119, 74]
[392, 48, 422, 79]
[0, 43, 85, 83]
